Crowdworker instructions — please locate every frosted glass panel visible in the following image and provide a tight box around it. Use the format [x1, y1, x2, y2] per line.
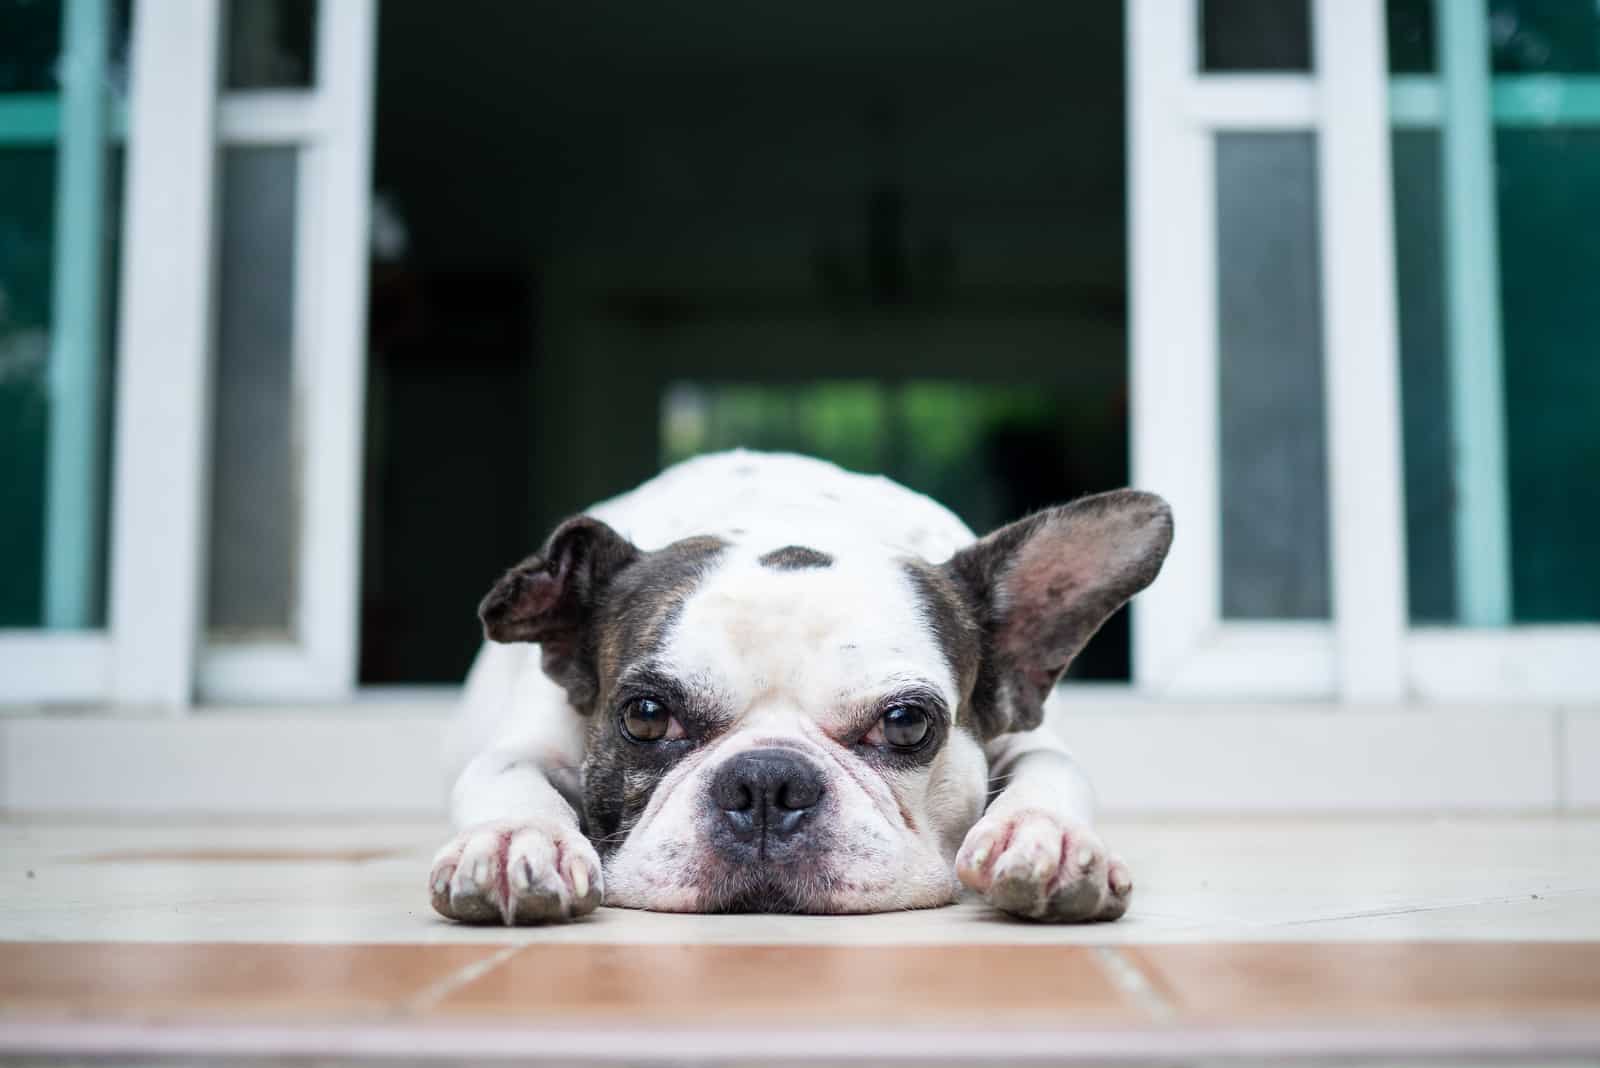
[207, 148, 297, 636]
[1216, 132, 1331, 621]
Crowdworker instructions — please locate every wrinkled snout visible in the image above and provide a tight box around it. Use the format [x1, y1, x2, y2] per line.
[707, 748, 827, 862]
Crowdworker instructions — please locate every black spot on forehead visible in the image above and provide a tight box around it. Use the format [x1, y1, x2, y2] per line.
[759, 545, 834, 570]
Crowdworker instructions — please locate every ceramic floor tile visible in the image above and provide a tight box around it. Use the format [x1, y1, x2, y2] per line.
[1127, 942, 1600, 1024]
[4, 816, 1599, 945]
[426, 943, 1141, 1026]
[0, 942, 503, 1021]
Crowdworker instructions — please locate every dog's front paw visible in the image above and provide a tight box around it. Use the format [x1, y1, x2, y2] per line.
[955, 809, 1132, 922]
[429, 821, 602, 925]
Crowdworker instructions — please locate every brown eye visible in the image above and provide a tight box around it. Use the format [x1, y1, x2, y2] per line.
[621, 697, 671, 742]
[881, 704, 932, 749]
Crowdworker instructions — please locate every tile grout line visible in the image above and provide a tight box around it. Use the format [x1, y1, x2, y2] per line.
[1091, 946, 1176, 1024]
[405, 943, 525, 1013]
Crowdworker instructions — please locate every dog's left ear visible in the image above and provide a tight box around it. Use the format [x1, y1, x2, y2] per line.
[942, 490, 1173, 739]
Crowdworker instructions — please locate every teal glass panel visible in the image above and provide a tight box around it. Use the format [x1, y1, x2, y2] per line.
[0, 0, 62, 92]
[1495, 128, 1600, 620]
[1390, 0, 1600, 73]
[0, 0, 125, 630]
[1390, 1, 1600, 622]
[0, 148, 57, 626]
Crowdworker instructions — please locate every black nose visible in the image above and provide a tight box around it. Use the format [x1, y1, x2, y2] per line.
[710, 748, 825, 847]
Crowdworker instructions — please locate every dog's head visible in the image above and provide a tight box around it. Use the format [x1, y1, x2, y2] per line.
[478, 490, 1172, 913]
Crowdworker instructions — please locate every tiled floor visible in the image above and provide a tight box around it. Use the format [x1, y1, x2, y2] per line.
[1, 815, 1598, 1065]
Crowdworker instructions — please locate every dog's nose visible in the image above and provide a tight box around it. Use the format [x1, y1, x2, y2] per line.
[711, 748, 825, 845]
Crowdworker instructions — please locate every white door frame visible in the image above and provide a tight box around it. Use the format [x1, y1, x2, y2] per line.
[1129, 0, 1600, 704]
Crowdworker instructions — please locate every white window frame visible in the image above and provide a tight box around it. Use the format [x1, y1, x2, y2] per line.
[1129, 0, 1600, 704]
[197, 0, 377, 702]
[0, 0, 375, 709]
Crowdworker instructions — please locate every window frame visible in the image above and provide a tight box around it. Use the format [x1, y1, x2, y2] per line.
[0, 0, 375, 707]
[1130, 0, 1600, 702]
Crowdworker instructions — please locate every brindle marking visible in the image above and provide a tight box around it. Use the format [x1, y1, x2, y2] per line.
[581, 534, 728, 850]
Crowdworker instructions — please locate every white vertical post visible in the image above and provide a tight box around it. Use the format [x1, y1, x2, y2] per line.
[1128, 0, 1218, 692]
[43, 0, 111, 628]
[296, 0, 376, 693]
[1438, 0, 1512, 626]
[107, 0, 222, 705]
[1314, 0, 1409, 700]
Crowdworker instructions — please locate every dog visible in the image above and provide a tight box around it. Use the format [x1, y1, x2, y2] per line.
[430, 450, 1172, 923]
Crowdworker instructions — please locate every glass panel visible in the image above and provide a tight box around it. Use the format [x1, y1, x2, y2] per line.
[1391, 131, 1456, 621]
[1496, 128, 1600, 620]
[0, 0, 128, 630]
[1489, 0, 1600, 74]
[1202, 0, 1313, 72]
[206, 147, 298, 636]
[364, 0, 1130, 683]
[0, 148, 59, 627]
[1216, 133, 1332, 620]
[1391, 4, 1600, 623]
[1390, 0, 1600, 73]
[0, 0, 62, 92]
[1388, 0, 1437, 73]
[226, 0, 317, 89]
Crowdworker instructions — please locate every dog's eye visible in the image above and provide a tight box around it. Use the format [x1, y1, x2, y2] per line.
[620, 697, 678, 742]
[879, 704, 932, 749]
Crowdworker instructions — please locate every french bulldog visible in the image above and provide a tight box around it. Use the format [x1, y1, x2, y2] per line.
[430, 450, 1171, 923]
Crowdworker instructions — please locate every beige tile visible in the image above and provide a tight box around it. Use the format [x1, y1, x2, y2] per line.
[1129, 942, 1600, 1024]
[428, 944, 1142, 1026]
[3, 816, 1598, 945]
[0, 942, 503, 1021]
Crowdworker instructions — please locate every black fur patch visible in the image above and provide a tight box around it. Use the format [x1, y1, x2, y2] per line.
[758, 545, 834, 570]
[580, 535, 728, 849]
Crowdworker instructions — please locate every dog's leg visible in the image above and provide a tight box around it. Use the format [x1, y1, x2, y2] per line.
[429, 649, 601, 925]
[954, 699, 1132, 922]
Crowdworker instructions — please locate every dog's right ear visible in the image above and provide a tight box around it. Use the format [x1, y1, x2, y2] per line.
[478, 516, 640, 708]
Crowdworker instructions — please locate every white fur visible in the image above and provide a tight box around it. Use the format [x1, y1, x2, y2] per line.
[437, 451, 1129, 922]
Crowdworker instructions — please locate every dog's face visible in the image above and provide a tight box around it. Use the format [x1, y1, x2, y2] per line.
[478, 491, 1171, 913]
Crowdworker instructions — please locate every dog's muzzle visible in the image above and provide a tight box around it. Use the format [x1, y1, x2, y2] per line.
[707, 748, 826, 863]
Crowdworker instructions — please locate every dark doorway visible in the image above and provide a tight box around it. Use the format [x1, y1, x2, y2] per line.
[362, 2, 1130, 684]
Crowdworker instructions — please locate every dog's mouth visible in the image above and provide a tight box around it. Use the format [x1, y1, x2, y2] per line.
[696, 859, 838, 914]
[711, 882, 810, 914]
